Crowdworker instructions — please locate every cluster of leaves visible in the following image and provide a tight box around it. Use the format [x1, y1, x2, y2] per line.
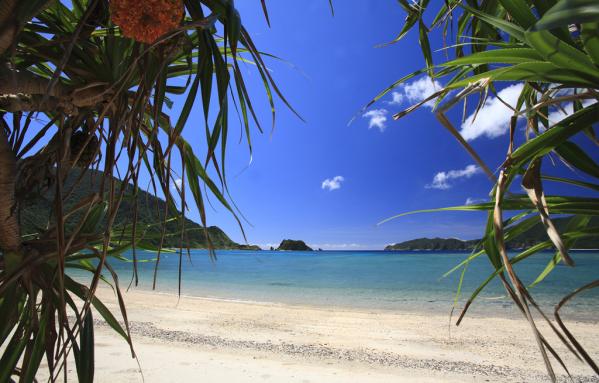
[0, 0, 285, 381]
[374, 0, 599, 380]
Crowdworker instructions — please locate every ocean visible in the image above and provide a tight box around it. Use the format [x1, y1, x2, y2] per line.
[72, 250, 599, 320]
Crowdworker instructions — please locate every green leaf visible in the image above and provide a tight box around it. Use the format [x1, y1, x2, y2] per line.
[532, 0, 599, 31]
[524, 29, 599, 81]
[447, 62, 599, 88]
[498, 0, 537, 29]
[64, 276, 129, 341]
[20, 308, 48, 383]
[530, 215, 591, 288]
[460, 225, 599, 313]
[259, 0, 270, 27]
[0, 285, 23, 346]
[173, 70, 201, 138]
[380, 195, 599, 224]
[441, 48, 545, 66]
[555, 141, 599, 179]
[379, 0, 423, 46]
[443, 249, 485, 279]
[529, 252, 561, 288]
[80, 201, 107, 234]
[461, 3, 527, 42]
[511, 103, 599, 167]
[443, 212, 539, 278]
[581, 22, 599, 65]
[462, 240, 554, 312]
[74, 310, 94, 383]
[418, 19, 433, 72]
[0, 318, 31, 383]
[542, 175, 599, 192]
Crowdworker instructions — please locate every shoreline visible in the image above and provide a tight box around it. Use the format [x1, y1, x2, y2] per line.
[164, 248, 599, 252]
[39, 287, 599, 382]
[109, 284, 599, 323]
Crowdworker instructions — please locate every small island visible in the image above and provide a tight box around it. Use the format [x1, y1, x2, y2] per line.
[276, 239, 313, 251]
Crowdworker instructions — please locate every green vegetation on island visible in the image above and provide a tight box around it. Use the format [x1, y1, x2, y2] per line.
[276, 239, 313, 251]
[20, 169, 257, 250]
[385, 217, 599, 251]
[385, 238, 477, 251]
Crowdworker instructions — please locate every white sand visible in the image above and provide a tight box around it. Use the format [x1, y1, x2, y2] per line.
[39, 287, 599, 382]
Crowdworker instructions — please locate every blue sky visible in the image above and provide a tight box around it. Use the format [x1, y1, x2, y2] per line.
[190, 1, 492, 249]
[25, 1, 595, 250]
[160, 0, 595, 250]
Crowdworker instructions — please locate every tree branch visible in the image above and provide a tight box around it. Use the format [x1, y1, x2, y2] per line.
[0, 124, 20, 253]
[0, 70, 114, 114]
[0, 69, 67, 98]
[0, 94, 78, 114]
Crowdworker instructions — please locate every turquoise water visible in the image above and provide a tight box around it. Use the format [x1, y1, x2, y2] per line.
[73, 250, 599, 319]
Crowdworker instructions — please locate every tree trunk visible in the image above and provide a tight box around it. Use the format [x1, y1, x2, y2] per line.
[0, 0, 56, 56]
[0, 126, 20, 253]
[0, 0, 18, 56]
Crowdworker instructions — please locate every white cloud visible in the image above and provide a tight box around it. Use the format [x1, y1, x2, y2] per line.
[171, 178, 183, 192]
[549, 106, 571, 125]
[321, 175, 345, 191]
[369, 77, 441, 131]
[460, 83, 524, 141]
[387, 91, 404, 105]
[465, 197, 486, 205]
[402, 76, 442, 107]
[548, 98, 597, 125]
[387, 76, 442, 108]
[426, 164, 481, 190]
[362, 109, 388, 132]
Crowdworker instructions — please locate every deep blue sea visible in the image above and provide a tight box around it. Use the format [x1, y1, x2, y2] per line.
[72, 250, 599, 319]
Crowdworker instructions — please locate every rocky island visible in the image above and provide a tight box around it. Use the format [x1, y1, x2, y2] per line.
[276, 239, 313, 251]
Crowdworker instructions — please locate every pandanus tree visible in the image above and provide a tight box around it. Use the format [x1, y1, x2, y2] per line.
[372, 0, 599, 380]
[0, 0, 288, 380]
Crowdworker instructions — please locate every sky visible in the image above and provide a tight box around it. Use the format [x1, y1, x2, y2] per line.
[159, 0, 596, 250]
[26, 1, 597, 250]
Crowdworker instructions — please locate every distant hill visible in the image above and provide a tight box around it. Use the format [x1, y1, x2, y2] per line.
[276, 239, 313, 251]
[385, 237, 477, 251]
[385, 217, 599, 251]
[20, 169, 258, 250]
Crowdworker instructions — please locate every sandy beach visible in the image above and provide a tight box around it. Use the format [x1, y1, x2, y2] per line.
[36, 287, 598, 383]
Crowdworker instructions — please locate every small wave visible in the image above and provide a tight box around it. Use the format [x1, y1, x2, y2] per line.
[483, 295, 508, 300]
[268, 282, 294, 287]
